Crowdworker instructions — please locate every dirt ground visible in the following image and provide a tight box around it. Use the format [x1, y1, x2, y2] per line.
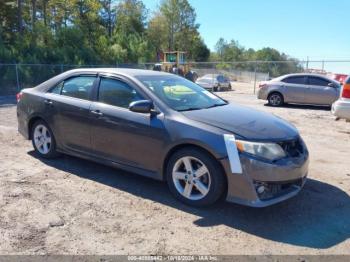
[0, 83, 349, 255]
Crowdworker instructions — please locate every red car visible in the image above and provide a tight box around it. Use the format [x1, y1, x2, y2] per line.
[331, 74, 348, 84]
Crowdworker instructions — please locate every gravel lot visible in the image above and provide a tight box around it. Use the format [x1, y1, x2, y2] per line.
[0, 83, 349, 255]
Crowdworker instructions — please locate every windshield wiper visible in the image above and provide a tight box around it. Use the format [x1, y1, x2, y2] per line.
[178, 107, 202, 112]
[205, 103, 227, 109]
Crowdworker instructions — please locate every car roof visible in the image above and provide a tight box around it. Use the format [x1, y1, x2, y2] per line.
[33, 68, 175, 92]
[273, 73, 335, 81]
[65, 68, 172, 77]
[201, 74, 223, 78]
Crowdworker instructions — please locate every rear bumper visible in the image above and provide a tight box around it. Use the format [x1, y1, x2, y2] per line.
[221, 151, 309, 207]
[17, 106, 30, 139]
[257, 88, 268, 100]
[332, 99, 350, 120]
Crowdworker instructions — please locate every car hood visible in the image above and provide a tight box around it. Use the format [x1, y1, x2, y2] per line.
[182, 104, 299, 141]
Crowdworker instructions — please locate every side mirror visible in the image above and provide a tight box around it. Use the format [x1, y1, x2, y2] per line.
[129, 100, 154, 114]
[328, 82, 336, 88]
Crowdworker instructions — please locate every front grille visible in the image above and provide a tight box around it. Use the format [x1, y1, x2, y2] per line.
[278, 138, 304, 157]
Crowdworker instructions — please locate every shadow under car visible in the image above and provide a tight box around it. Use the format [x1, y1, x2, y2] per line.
[28, 151, 350, 249]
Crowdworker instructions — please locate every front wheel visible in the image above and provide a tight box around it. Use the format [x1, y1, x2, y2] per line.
[166, 148, 226, 207]
[31, 120, 59, 158]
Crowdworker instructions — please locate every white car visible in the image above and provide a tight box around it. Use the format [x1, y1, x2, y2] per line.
[332, 76, 350, 121]
[196, 74, 232, 91]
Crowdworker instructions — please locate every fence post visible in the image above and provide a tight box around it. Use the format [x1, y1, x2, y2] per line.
[253, 61, 257, 94]
[15, 64, 20, 92]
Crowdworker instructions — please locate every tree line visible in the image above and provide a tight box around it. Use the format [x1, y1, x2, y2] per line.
[212, 38, 302, 76]
[0, 0, 210, 65]
[0, 0, 301, 67]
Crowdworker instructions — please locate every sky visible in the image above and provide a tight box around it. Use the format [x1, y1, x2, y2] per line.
[142, 0, 350, 73]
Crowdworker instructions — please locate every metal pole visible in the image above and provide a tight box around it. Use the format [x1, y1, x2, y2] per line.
[15, 64, 20, 92]
[253, 61, 257, 94]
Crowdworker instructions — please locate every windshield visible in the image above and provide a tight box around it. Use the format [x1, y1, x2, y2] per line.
[135, 74, 227, 111]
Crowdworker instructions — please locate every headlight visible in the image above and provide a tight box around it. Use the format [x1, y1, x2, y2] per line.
[235, 140, 286, 161]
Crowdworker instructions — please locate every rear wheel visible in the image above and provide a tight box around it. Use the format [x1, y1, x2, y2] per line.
[31, 120, 59, 158]
[166, 148, 226, 207]
[268, 92, 284, 107]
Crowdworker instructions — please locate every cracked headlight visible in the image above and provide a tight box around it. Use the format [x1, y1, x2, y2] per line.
[235, 140, 286, 161]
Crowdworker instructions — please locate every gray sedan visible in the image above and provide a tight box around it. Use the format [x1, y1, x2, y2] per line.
[258, 73, 341, 107]
[17, 68, 309, 207]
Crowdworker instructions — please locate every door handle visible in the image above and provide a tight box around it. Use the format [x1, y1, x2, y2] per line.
[90, 110, 103, 117]
[44, 99, 53, 105]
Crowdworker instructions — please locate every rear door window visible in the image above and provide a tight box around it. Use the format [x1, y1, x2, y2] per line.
[60, 76, 96, 100]
[308, 77, 331, 87]
[282, 76, 306, 85]
[50, 82, 64, 94]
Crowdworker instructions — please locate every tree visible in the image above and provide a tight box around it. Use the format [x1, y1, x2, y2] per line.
[212, 38, 302, 76]
[99, 0, 117, 38]
[111, 0, 151, 63]
[147, 12, 167, 61]
[147, 0, 209, 61]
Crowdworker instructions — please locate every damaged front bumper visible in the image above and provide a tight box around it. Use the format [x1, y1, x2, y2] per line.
[221, 151, 309, 207]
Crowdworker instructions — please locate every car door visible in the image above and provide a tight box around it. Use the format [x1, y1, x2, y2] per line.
[45, 75, 97, 154]
[306, 76, 339, 105]
[90, 75, 167, 172]
[281, 76, 308, 103]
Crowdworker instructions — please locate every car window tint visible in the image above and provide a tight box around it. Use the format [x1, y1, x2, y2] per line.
[50, 82, 63, 94]
[98, 78, 144, 108]
[61, 76, 95, 100]
[282, 76, 305, 84]
[308, 77, 331, 87]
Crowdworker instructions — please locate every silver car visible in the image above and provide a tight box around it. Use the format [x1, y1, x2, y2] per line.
[196, 74, 232, 91]
[258, 73, 341, 107]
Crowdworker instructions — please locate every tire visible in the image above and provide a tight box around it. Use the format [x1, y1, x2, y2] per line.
[166, 147, 226, 207]
[31, 120, 60, 159]
[268, 92, 284, 107]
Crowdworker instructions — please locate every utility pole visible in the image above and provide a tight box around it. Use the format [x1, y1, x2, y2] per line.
[322, 60, 325, 72]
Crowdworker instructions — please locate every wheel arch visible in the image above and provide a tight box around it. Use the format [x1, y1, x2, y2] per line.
[267, 91, 285, 104]
[268, 90, 284, 99]
[162, 142, 229, 202]
[28, 115, 48, 139]
[162, 142, 227, 182]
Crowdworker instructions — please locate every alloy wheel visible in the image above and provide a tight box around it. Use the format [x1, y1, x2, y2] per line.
[172, 156, 211, 200]
[33, 124, 52, 154]
[269, 94, 282, 106]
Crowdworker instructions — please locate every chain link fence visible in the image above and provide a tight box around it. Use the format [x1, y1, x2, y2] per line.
[1, 61, 349, 96]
